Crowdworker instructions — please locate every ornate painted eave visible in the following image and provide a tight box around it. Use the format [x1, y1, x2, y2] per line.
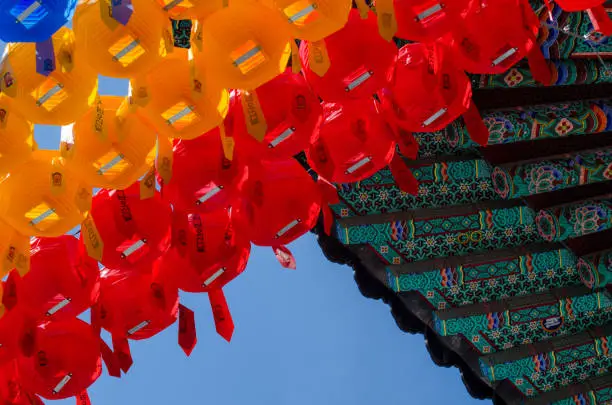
[313, 5, 612, 404]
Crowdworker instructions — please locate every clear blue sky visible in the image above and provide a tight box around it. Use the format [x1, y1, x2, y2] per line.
[2, 44, 485, 404]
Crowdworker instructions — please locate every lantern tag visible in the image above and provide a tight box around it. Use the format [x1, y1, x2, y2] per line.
[240, 90, 268, 142]
[307, 40, 330, 77]
[156, 135, 173, 184]
[375, 0, 397, 41]
[81, 214, 104, 261]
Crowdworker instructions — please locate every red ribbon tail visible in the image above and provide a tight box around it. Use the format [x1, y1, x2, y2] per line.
[588, 6, 612, 36]
[209, 288, 234, 342]
[322, 205, 334, 236]
[90, 303, 102, 338]
[100, 338, 121, 378]
[112, 335, 133, 374]
[76, 391, 92, 405]
[388, 154, 419, 196]
[178, 304, 197, 357]
[273, 245, 297, 269]
[3, 270, 19, 310]
[526, 44, 552, 86]
[462, 103, 490, 146]
[316, 176, 339, 205]
[397, 129, 419, 160]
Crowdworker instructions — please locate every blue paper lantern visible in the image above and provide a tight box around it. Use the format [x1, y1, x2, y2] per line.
[0, 0, 77, 43]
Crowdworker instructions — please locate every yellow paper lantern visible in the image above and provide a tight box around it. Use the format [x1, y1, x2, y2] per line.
[0, 150, 92, 238]
[0, 95, 35, 179]
[130, 48, 229, 140]
[157, 0, 226, 19]
[258, 0, 351, 41]
[73, 0, 170, 78]
[0, 27, 98, 126]
[63, 96, 157, 189]
[196, 0, 292, 90]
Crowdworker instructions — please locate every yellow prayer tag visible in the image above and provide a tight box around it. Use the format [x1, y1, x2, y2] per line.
[240, 90, 267, 142]
[308, 40, 330, 77]
[81, 214, 103, 261]
[140, 167, 156, 200]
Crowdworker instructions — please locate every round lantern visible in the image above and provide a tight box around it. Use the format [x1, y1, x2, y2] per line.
[0, 0, 77, 43]
[131, 49, 229, 140]
[554, 0, 612, 35]
[195, 0, 292, 90]
[162, 129, 249, 213]
[299, 9, 397, 102]
[0, 150, 92, 238]
[0, 96, 35, 180]
[65, 96, 156, 189]
[306, 98, 396, 184]
[98, 267, 179, 340]
[232, 69, 322, 163]
[376, 0, 473, 42]
[160, 208, 251, 293]
[0, 27, 99, 125]
[17, 318, 101, 400]
[72, 0, 169, 78]
[15, 236, 99, 323]
[239, 159, 323, 246]
[380, 41, 490, 146]
[259, 0, 352, 41]
[452, 0, 552, 85]
[157, 0, 225, 19]
[83, 182, 172, 271]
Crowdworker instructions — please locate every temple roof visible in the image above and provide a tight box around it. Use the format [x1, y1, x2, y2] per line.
[313, 4, 612, 404]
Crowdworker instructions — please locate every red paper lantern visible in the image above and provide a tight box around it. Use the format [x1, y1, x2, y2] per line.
[382, 0, 473, 42]
[380, 41, 489, 146]
[97, 267, 179, 341]
[299, 9, 397, 102]
[306, 98, 396, 183]
[553, 0, 612, 35]
[83, 183, 172, 271]
[17, 319, 101, 400]
[231, 69, 323, 163]
[452, 0, 551, 85]
[15, 236, 100, 323]
[162, 129, 249, 213]
[238, 159, 327, 247]
[159, 209, 251, 293]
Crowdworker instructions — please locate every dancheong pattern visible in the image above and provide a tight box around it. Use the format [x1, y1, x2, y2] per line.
[327, 2, 612, 402]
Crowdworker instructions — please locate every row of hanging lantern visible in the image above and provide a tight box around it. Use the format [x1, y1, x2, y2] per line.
[0, 0, 610, 402]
